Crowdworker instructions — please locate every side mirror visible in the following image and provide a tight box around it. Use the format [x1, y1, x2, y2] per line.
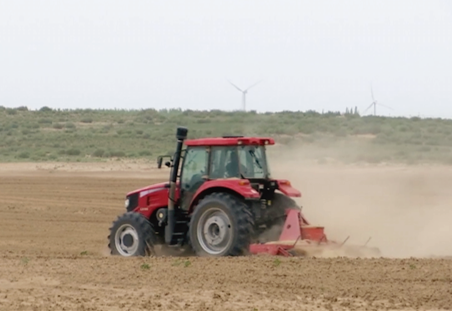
[157, 154, 173, 169]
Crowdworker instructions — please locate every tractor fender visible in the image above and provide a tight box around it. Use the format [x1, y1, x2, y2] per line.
[275, 179, 301, 197]
[189, 179, 260, 213]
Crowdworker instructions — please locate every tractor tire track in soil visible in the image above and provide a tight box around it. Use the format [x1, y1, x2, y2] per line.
[0, 163, 451, 311]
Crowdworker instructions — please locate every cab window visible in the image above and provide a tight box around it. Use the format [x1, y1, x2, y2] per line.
[181, 146, 208, 191]
[209, 146, 240, 179]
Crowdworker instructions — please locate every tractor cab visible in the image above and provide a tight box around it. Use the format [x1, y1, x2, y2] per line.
[159, 135, 277, 211]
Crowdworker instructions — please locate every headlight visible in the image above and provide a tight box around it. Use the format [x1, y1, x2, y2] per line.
[124, 198, 129, 208]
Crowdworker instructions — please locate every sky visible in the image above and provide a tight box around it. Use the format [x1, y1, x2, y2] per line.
[0, 0, 451, 118]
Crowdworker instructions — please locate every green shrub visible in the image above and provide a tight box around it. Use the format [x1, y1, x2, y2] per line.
[17, 152, 30, 159]
[109, 151, 126, 157]
[80, 118, 93, 123]
[92, 149, 105, 157]
[38, 118, 53, 124]
[66, 149, 81, 156]
[39, 106, 53, 112]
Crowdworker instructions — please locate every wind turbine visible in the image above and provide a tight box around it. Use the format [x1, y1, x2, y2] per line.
[228, 79, 263, 111]
[364, 84, 393, 116]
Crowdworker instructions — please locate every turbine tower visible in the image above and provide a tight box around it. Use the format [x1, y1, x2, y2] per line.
[364, 84, 393, 116]
[228, 80, 263, 111]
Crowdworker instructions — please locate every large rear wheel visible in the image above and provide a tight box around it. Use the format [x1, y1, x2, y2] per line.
[188, 193, 253, 257]
[108, 212, 156, 257]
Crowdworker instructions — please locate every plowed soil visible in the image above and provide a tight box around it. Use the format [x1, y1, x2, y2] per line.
[1, 162, 451, 311]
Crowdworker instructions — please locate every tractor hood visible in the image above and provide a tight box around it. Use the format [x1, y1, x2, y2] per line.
[126, 181, 171, 198]
[125, 181, 178, 214]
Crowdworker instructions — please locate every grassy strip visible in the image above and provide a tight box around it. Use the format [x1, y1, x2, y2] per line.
[1, 106, 451, 165]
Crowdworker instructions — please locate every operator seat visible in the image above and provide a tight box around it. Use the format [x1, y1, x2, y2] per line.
[225, 152, 247, 178]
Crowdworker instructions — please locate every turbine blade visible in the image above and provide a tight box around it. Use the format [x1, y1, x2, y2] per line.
[363, 103, 374, 113]
[244, 79, 263, 91]
[228, 80, 243, 92]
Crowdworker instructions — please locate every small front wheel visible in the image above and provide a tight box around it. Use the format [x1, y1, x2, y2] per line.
[108, 212, 156, 257]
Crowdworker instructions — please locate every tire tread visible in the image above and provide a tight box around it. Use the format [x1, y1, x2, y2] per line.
[189, 192, 254, 256]
[108, 212, 156, 256]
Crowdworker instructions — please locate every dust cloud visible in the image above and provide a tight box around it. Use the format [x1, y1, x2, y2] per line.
[267, 142, 452, 258]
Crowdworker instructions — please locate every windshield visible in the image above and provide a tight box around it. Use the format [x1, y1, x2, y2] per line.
[237, 145, 269, 179]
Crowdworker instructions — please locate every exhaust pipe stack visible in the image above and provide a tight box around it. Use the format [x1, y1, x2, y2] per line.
[165, 126, 188, 245]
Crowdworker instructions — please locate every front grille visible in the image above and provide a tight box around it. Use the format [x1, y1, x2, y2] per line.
[126, 193, 139, 212]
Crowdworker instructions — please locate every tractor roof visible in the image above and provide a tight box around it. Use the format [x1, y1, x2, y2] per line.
[184, 136, 275, 147]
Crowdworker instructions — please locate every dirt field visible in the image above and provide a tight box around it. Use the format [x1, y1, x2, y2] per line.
[1, 161, 452, 311]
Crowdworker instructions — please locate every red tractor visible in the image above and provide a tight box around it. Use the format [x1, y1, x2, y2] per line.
[108, 127, 380, 257]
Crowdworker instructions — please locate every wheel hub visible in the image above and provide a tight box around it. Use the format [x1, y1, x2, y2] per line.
[197, 208, 232, 255]
[114, 224, 139, 256]
[122, 234, 134, 247]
